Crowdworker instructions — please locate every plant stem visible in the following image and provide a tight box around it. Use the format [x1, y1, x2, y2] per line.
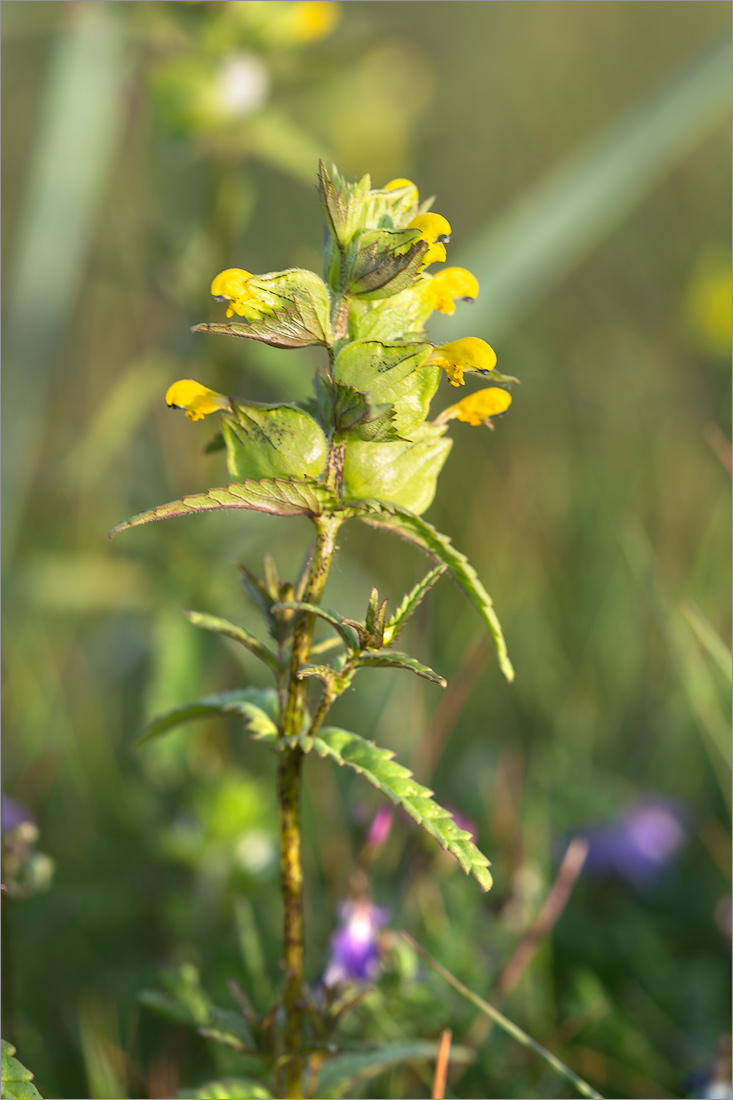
[278, 503, 343, 1098]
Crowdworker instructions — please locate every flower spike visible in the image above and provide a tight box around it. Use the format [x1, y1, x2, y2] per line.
[166, 380, 229, 421]
[435, 387, 512, 428]
[427, 337, 497, 386]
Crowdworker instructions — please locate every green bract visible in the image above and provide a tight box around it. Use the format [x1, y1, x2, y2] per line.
[222, 402, 327, 481]
[343, 425, 452, 516]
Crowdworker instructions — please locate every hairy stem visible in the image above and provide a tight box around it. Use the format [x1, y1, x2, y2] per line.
[278, 491, 344, 1098]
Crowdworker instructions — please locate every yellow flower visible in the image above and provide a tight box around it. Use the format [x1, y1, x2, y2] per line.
[289, 0, 341, 42]
[166, 380, 230, 421]
[407, 212, 452, 265]
[426, 267, 479, 315]
[210, 268, 266, 319]
[436, 387, 512, 427]
[427, 337, 497, 386]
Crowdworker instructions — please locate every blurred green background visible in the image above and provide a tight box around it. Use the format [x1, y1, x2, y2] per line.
[2, 3, 730, 1098]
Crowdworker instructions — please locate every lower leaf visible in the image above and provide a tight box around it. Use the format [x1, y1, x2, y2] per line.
[305, 727, 492, 891]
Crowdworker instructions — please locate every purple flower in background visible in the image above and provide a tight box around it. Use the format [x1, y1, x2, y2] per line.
[1, 795, 34, 833]
[580, 798, 688, 885]
[323, 899, 388, 986]
[366, 806, 393, 851]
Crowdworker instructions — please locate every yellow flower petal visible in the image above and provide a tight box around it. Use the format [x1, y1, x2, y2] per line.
[384, 177, 417, 193]
[426, 267, 479, 315]
[407, 212, 452, 244]
[438, 387, 512, 426]
[211, 267, 256, 318]
[166, 380, 229, 421]
[427, 337, 497, 386]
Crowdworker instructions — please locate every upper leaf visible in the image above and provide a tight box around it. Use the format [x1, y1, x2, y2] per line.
[194, 268, 331, 348]
[184, 610, 281, 675]
[350, 650, 447, 687]
[354, 502, 515, 682]
[345, 229, 430, 299]
[317, 161, 372, 248]
[306, 727, 492, 891]
[383, 565, 447, 646]
[109, 480, 342, 537]
[135, 688, 279, 748]
[222, 402, 327, 482]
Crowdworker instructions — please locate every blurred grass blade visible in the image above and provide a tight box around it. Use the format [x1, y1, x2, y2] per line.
[403, 933, 604, 1100]
[432, 36, 731, 344]
[2, 5, 129, 561]
[680, 598, 732, 683]
[624, 525, 732, 799]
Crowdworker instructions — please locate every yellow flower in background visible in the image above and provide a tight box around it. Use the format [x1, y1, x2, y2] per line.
[166, 380, 230, 421]
[289, 0, 341, 42]
[407, 212, 451, 264]
[436, 387, 512, 427]
[211, 268, 267, 319]
[426, 267, 479, 315]
[428, 337, 497, 386]
[685, 256, 732, 358]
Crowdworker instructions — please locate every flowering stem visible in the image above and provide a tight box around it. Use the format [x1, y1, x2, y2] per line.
[278, 481, 343, 1097]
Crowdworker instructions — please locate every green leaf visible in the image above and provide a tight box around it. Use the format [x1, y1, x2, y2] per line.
[221, 403, 327, 482]
[135, 688, 279, 748]
[384, 565, 447, 645]
[199, 1007, 256, 1053]
[317, 161, 371, 245]
[346, 229, 430, 299]
[109, 479, 341, 537]
[343, 425, 452, 517]
[350, 650, 447, 687]
[184, 611, 281, 675]
[178, 1080, 273, 1100]
[320, 378, 401, 442]
[271, 601, 359, 651]
[194, 268, 330, 348]
[306, 727, 492, 891]
[1, 1041, 42, 1099]
[332, 340, 439, 436]
[356, 502, 514, 682]
[316, 1041, 473, 1095]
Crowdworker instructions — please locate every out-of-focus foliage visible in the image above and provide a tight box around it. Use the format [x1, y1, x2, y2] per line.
[2, 3, 730, 1099]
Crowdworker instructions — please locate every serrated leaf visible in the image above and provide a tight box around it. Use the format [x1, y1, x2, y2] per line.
[271, 601, 359, 651]
[199, 1006, 256, 1052]
[222, 403, 327, 482]
[384, 565, 447, 645]
[316, 1040, 474, 1095]
[109, 479, 341, 537]
[317, 160, 371, 247]
[195, 268, 330, 348]
[346, 230, 430, 299]
[184, 611, 281, 675]
[1, 1041, 41, 1100]
[351, 650, 447, 687]
[323, 378, 401, 441]
[135, 688, 279, 748]
[356, 502, 514, 683]
[178, 1078, 273, 1099]
[306, 728, 492, 890]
